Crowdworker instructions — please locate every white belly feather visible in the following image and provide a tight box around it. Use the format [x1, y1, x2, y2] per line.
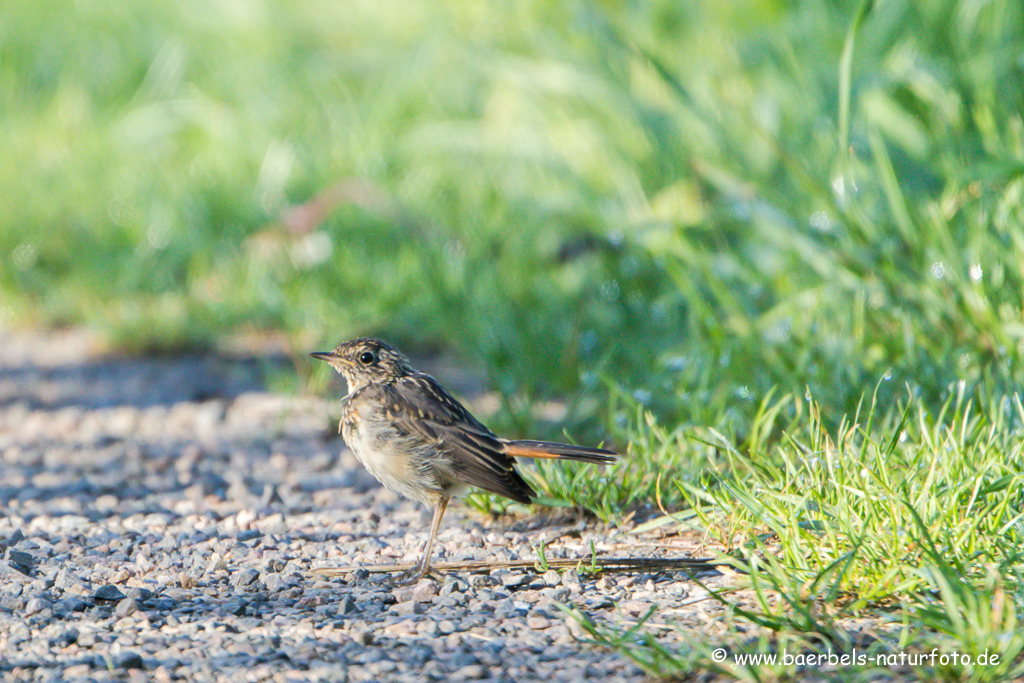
[343, 404, 455, 506]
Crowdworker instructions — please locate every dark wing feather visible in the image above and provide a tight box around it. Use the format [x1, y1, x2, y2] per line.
[382, 373, 536, 503]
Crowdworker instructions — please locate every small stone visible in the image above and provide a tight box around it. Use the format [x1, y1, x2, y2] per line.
[343, 567, 367, 581]
[115, 598, 139, 617]
[514, 590, 541, 605]
[493, 601, 522, 620]
[126, 587, 153, 602]
[391, 600, 423, 616]
[454, 664, 486, 680]
[541, 569, 561, 587]
[0, 560, 31, 582]
[56, 628, 79, 646]
[539, 586, 570, 602]
[263, 573, 287, 592]
[337, 594, 358, 615]
[223, 598, 248, 616]
[54, 568, 87, 593]
[117, 651, 145, 670]
[205, 553, 227, 574]
[59, 597, 89, 613]
[619, 600, 650, 617]
[391, 585, 416, 603]
[416, 620, 439, 637]
[25, 596, 51, 616]
[441, 577, 466, 595]
[262, 558, 286, 573]
[6, 550, 35, 572]
[93, 585, 125, 602]
[77, 632, 99, 647]
[468, 574, 496, 588]
[561, 570, 582, 591]
[233, 568, 260, 588]
[237, 529, 262, 543]
[412, 581, 438, 601]
[437, 619, 457, 635]
[527, 613, 551, 630]
[261, 483, 282, 506]
[491, 569, 529, 589]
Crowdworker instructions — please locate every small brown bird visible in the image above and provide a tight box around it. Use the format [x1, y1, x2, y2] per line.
[312, 338, 618, 583]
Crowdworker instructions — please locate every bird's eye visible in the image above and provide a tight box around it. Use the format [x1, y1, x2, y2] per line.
[359, 351, 376, 365]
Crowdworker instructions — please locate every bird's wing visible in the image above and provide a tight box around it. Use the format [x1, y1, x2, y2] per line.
[382, 373, 535, 503]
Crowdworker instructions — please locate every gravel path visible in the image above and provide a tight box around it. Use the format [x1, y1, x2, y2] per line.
[0, 329, 722, 682]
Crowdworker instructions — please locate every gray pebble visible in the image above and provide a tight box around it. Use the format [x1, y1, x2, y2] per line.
[223, 598, 248, 616]
[453, 664, 486, 679]
[417, 620, 439, 637]
[526, 612, 551, 630]
[54, 567, 85, 592]
[441, 576, 466, 595]
[468, 574, 497, 588]
[6, 549, 35, 572]
[24, 596, 51, 616]
[262, 558, 286, 574]
[449, 652, 481, 668]
[263, 572, 288, 592]
[412, 581, 439, 601]
[117, 651, 145, 669]
[115, 597, 139, 616]
[337, 594, 358, 614]
[540, 586, 570, 602]
[56, 628, 79, 646]
[433, 593, 467, 608]
[390, 600, 423, 616]
[126, 587, 153, 602]
[233, 568, 260, 588]
[492, 569, 530, 588]
[59, 597, 89, 613]
[0, 560, 32, 582]
[541, 569, 562, 587]
[93, 585, 125, 601]
[493, 601, 524, 621]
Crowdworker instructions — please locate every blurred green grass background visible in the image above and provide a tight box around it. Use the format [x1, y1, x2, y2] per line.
[3, 0, 1023, 434]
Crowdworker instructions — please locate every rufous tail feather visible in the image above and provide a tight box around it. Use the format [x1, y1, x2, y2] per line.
[501, 439, 617, 464]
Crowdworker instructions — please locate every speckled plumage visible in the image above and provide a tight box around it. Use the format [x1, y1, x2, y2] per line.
[312, 337, 618, 583]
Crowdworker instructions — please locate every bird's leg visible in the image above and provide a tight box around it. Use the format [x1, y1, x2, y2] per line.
[396, 495, 449, 586]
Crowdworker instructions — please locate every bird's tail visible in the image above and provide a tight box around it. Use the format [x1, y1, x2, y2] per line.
[500, 439, 618, 465]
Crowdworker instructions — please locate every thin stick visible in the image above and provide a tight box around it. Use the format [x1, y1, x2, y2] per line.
[310, 555, 724, 577]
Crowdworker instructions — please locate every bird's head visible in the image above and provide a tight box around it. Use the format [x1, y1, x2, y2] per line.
[311, 338, 412, 393]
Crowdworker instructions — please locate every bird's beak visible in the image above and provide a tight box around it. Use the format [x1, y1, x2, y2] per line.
[310, 352, 336, 362]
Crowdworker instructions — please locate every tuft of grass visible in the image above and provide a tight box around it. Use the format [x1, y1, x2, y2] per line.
[576, 387, 1024, 681]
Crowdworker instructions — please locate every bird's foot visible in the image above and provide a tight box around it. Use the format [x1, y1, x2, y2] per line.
[394, 563, 441, 586]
